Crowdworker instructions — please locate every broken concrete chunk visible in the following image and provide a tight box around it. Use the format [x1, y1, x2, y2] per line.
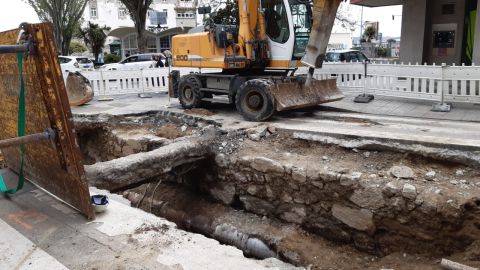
[291, 167, 307, 183]
[246, 126, 269, 141]
[267, 126, 277, 134]
[340, 172, 362, 187]
[456, 169, 465, 176]
[240, 195, 274, 216]
[425, 171, 436, 181]
[247, 133, 261, 141]
[210, 183, 236, 205]
[249, 157, 285, 174]
[350, 188, 385, 210]
[402, 183, 417, 200]
[389, 165, 415, 179]
[383, 181, 403, 197]
[332, 204, 375, 233]
[280, 205, 307, 224]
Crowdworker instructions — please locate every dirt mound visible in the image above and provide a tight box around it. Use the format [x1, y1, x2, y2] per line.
[185, 108, 215, 116]
[156, 123, 185, 139]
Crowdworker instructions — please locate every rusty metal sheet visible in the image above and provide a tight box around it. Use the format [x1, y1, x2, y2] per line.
[0, 23, 94, 219]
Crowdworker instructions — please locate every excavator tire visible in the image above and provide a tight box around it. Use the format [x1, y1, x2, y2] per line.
[235, 79, 275, 122]
[178, 75, 204, 109]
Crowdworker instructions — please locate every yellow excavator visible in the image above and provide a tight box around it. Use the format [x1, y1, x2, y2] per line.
[169, 0, 344, 121]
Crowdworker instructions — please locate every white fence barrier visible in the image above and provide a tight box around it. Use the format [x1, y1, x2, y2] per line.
[71, 63, 480, 105]
[66, 68, 217, 96]
[314, 63, 480, 104]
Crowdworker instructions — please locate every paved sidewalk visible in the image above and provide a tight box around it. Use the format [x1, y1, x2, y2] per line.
[0, 219, 67, 270]
[325, 92, 480, 122]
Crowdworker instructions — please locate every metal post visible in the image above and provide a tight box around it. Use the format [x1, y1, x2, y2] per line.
[0, 44, 29, 54]
[432, 63, 452, 112]
[354, 61, 375, 103]
[0, 129, 55, 149]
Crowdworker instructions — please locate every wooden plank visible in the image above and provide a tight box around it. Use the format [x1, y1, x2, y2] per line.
[0, 23, 94, 219]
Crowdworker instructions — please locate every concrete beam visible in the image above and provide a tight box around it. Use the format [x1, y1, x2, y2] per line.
[85, 136, 213, 190]
[399, 0, 427, 64]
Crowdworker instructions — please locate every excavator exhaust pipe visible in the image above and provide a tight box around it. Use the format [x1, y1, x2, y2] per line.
[271, 78, 343, 111]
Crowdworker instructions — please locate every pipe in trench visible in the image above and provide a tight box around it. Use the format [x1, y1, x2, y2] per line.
[124, 192, 276, 260]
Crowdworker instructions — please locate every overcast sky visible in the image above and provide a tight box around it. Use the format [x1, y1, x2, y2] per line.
[0, 0, 403, 37]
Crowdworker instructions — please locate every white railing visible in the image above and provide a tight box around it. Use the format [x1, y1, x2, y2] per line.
[314, 62, 480, 104]
[72, 63, 480, 105]
[69, 68, 218, 96]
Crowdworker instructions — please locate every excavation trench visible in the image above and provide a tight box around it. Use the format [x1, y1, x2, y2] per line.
[75, 112, 480, 269]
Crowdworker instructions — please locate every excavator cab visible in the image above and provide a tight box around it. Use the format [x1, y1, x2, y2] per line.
[171, 0, 344, 121]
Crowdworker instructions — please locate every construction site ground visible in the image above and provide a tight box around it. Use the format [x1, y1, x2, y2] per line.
[1, 92, 480, 270]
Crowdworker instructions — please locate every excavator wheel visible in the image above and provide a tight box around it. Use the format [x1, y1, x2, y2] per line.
[178, 75, 204, 109]
[235, 79, 275, 122]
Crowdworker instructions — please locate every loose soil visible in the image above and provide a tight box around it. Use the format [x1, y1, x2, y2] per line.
[185, 108, 215, 116]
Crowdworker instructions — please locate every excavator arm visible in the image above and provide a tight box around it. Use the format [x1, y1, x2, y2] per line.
[302, 0, 343, 69]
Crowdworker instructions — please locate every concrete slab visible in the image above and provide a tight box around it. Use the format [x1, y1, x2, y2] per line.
[0, 219, 67, 270]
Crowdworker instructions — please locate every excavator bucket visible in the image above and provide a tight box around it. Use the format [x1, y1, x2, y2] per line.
[271, 78, 344, 111]
[65, 72, 94, 106]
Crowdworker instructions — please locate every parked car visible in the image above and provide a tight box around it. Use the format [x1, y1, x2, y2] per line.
[58, 56, 94, 73]
[100, 53, 164, 70]
[325, 50, 369, 63]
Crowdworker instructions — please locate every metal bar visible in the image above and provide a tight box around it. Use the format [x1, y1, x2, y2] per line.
[0, 44, 29, 54]
[0, 129, 55, 148]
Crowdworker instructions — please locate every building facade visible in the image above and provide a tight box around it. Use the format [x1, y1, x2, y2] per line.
[352, 0, 480, 65]
[84, 0, 197, 57]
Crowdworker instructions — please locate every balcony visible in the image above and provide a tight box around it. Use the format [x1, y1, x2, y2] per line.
[175, 0, 196, 10]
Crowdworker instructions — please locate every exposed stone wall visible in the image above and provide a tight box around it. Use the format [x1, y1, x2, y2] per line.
[201, 153, 480, 256]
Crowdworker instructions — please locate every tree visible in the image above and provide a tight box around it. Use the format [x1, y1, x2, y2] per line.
[69, 40, 87, 54]
[77, 22, 110, 61]
[363, 26, 376, 42]
[334, 2, 358, 32]
[211, 1, 239, 25]
[24, 0, 88, 55]
[119, 0, 153, 54]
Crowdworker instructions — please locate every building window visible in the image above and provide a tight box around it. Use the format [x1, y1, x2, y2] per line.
[118, 7, 127, 19]
[147, 37, 157, 53]
[90, 7, 97, 18]
[123, 34, 138, 56]
[177, 12, 194, 18]
[90, 0, 98, 19]
[160, 36, 171, 52]
[442, 4, 455, 15]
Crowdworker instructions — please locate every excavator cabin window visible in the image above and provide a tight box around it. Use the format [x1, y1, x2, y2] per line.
[290, 0, 312, 59]
[262, 0, 290, 44]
